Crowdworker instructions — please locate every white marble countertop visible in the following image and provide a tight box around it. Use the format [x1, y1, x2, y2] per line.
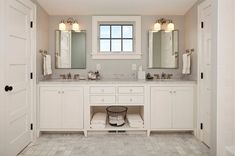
[38, 78, 197, 85]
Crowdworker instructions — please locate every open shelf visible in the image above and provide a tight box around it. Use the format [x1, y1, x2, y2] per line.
[89, 122, 146, 131]
[89, 106, 146, 132]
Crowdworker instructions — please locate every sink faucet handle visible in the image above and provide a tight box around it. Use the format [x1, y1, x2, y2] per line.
[167, 74, 173, 79]
[154, 74, 160, 79]
[74, 74, 80, 80]
[60, 74, 66, 79]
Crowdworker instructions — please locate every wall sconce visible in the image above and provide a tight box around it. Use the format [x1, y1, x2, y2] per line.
[59, 17, 80, 32]
[153, 18, 175, 32]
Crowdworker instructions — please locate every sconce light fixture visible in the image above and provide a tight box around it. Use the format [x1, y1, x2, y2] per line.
[59, 17, 80, 32]
[154, 18, 175, 32]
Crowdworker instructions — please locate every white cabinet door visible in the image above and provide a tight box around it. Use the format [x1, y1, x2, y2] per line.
[40, 87, 62, 129]
[172, 87, 194, 129]
[150, 87, 172, 129]
[62, 87, 84, 129]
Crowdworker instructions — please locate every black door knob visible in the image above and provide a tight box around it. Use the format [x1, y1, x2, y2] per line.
[5, 85, 13, 92]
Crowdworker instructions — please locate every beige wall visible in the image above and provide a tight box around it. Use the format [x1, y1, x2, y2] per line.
[48, 15, 186, 79]
[31, 0, 49, 80]
[184, 3, 199, 80]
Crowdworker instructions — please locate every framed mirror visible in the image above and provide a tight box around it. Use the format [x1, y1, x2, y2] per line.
[148, 30, 179, 69]
[55, 30, 86, 69]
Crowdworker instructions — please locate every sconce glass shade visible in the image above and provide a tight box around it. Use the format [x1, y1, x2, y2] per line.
[72, 22, 80, 32]
[59, 22, 66, 31]
[167, 22, 174, 32]
[154, 22, 161, 32]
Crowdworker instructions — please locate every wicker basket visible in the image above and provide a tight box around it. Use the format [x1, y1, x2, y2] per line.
[106, 106, 128, 127]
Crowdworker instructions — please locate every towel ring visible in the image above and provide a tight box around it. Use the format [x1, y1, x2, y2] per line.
[39, 49, 48, 56]
[185, 49, 194, 56]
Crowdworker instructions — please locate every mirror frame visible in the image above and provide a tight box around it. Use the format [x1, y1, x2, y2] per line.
[55, 30, 87, 69]
[148, 30, 179, 69]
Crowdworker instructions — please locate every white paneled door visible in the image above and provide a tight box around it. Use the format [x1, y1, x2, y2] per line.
[198, 0, 212, 147]
[5, 0, 34, 155]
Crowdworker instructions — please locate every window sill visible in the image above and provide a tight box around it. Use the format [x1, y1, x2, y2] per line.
[91, 53, 142, 59]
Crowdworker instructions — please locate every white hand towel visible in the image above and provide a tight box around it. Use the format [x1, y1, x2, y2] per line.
[43, 55, 52, 76]
[127, 114, 143, 124]
[91, 112, 107, 125]
[129, 122, 144, 128]
[43, 56, 47, 76]
[90, 123, 105, 129]
[182, 54, 191, 74]
[186, 54, 191, 74]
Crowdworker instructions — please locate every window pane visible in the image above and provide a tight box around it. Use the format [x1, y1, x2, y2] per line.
[100, 40, 110, 52]
[111, 26, 121, 38]
[123, 26, 133, 38]
[100, 26, 110, 38]
[123, 39, 133, 51]
[111, 40, 121, 51]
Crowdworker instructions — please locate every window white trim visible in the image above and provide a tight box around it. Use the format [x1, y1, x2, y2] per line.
[92, 16, 142, 59]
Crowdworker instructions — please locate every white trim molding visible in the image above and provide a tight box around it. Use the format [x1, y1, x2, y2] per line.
[92, 16, 142, 59]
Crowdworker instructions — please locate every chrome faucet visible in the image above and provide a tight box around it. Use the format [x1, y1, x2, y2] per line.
[161, 72, 166, 79]
[154, 73, 173, 80]
[60, 73, 73, 79]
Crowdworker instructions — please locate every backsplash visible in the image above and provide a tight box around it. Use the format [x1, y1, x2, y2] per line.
[45, 15, 188, 80]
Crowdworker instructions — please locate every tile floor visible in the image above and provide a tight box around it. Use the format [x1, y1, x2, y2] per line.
[19, 133, 210, 156]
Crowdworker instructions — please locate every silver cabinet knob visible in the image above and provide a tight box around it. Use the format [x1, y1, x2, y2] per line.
[58, 91, 64, 94]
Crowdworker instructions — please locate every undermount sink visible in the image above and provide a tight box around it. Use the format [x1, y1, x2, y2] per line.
[147, 78, 181, 81]
[43, 78, 86, 82]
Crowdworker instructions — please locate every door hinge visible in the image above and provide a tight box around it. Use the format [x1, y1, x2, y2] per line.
[201, 72, 204, 79]
[201, 22, 204, 29]
[30, 21, 33, 28]
[30, 72, 33, 79]
[30, 123, 33, 130]
[200, 123, 203, 130]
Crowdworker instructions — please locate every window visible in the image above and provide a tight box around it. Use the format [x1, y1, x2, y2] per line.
[92, 16, 141, 59]
[99, 24, 133, 52]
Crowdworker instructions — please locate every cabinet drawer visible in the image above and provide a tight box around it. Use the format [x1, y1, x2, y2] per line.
[90, 96, 116, 104]
[118, 95, 144, 104]
[118, 87, 144, 94]
[90, 87, 115, 94]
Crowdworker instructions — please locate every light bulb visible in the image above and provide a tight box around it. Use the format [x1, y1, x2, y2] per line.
[59, 22, 66, 31]
[154, 22, 161, 32]
[167, 22, 174, 32]
[72, 22, 80, 32]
